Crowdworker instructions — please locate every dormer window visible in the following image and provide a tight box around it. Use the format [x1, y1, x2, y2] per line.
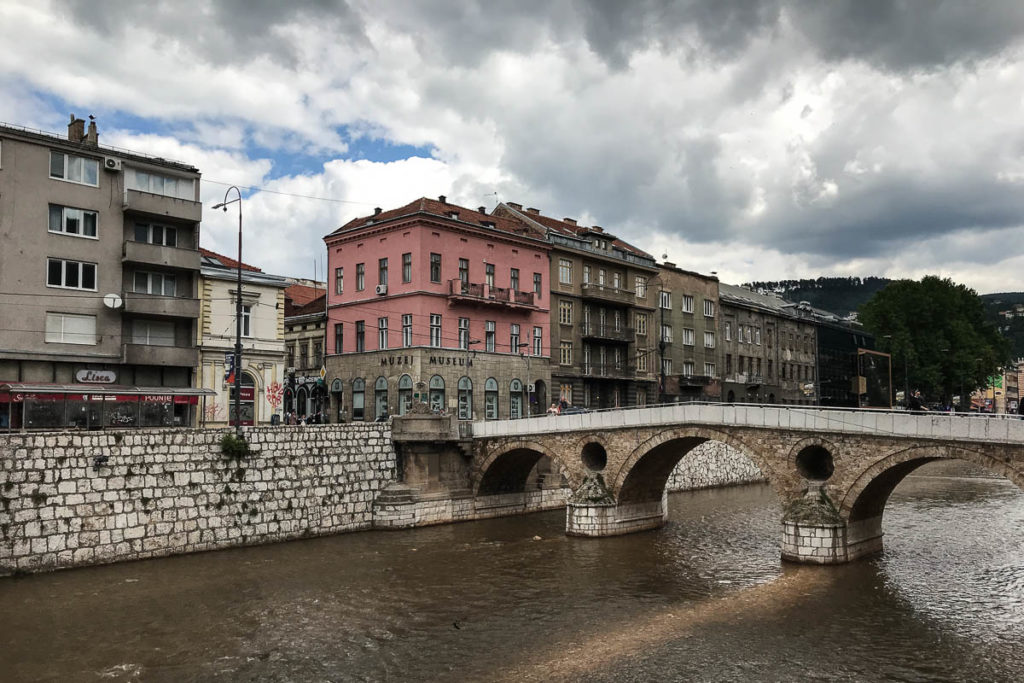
[447, 211, 459, 219]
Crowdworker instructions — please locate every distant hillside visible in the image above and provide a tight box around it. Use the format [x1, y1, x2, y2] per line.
[981, 293, 1024, 359]
[741, 277, 892, 317]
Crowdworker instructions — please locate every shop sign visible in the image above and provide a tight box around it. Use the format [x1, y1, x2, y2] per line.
[427, 355, 473, 367]
[76, 369, 116, 384]
[295, 375, 320, 385]
[380, 354, 414, 367]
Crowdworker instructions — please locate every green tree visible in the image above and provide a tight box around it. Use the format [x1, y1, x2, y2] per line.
[859, 276, 1009, 405]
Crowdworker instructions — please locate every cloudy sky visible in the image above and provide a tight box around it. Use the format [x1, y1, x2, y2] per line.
[2, 0, 1023, 293]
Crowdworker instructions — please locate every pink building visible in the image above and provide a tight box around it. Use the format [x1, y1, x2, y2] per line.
[323, 197, 552, 421]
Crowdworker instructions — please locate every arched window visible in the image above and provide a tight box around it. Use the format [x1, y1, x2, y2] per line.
[374, 376, 389, 419]
[458, 376, 473, 420]
[295, 386, 309, 418]
[331, 378, 344, 422]
[484, 378, 499, 420]
[398, 374, 413, 415]
[352, 378, 365, 420]
[429, 375, 445, 413]
[510, 378, 524, 419]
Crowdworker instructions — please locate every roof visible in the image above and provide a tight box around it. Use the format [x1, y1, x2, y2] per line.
[719, 282, 810, 317]
[327, 197, 547, 241]
[494, 203, 654, 260]
[284, 285, 326, 317]
[199, 247, 263, 272]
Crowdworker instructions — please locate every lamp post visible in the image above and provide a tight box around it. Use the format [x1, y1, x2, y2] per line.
[516, 341, 532, 414]
[212, 186, 244, 438]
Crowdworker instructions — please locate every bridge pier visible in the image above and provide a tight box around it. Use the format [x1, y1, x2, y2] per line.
[566, 495, 668, 537]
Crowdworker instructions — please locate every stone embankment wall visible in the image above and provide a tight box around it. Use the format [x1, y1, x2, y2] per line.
[0, 425, 395, 576]
[665, 441, 765, 492]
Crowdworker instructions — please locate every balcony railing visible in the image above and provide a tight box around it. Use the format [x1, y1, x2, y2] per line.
[124, 188, 202, 222]
[582, 363, 632, 379]
[122, 293, 200, 319]
[123, 343, 198, 367]
[448, 280, 536, 309]
[123, 240, 200, 271]
[678, 374, 713, 386]
[580, 282, 635, 306]
[581, 323, 635, 342]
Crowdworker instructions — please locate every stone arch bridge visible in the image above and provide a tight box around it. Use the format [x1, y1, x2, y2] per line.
[469, 404, 1024, 564]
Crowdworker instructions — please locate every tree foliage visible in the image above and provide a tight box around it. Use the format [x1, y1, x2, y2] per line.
[859, 276, 1009, 402]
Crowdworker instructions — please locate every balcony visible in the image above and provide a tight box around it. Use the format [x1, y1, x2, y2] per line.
[123, 292, 200, 319]
[124, 188, 202, 222]
[447, 280, 536, 310]
[580, 282, 635, 306]
[581, 323, 635, 343]
[678, 374, 713, 387]
[123, 240, 200, 271]
[124, 343, 198, 367]
[582, 363, 632, 379]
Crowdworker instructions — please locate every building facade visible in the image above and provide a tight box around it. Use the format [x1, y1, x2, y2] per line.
[0, 117, 207, 429]
[493, 203, 659, 409]
[651, 263, 721, 402]
[282, 282, 327, 419]
[324, 197, 552, 421]
[196, 249, 288, 427]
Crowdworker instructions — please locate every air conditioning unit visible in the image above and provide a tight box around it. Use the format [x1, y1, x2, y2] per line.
[103, 156, 122, 172]
[526, 383, 536, 393]
[375, 284, 388, 295]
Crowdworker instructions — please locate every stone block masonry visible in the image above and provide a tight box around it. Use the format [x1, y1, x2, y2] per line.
[0, 424, 396, 576]
[665, 441, 766, 492]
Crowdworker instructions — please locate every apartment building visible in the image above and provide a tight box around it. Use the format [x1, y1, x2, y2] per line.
[493, 203, 659, 409]
[324, 197, 551, 421]
[651, 262, 721, 402]
[196, 249, 288, 427]
[0, 117, 208, 429]
[282, 282, 327, 419]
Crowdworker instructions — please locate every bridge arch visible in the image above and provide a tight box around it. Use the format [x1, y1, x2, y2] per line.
[613, 427, 776, 506]
[474, 439, 577, 496]
[841, 444, 1024, 524]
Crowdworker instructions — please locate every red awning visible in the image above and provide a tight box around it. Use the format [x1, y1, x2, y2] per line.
[0, 383, 215, 404]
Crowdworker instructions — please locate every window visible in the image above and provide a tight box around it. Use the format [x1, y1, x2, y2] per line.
[635, 276, 647, 298]
[334, 323, 343, 353]
[379, 258, 388, 286]
[533, 272, 542, 295]
[458, 377, 473, 420]
[45, 312, 96, 345]
[755, 328, 762, 345]
[459, 317, 470, 350]
[334, 267, 344, 294]
[241, 305, 252, 337]
[430, 253, 442, 282]
[598, 269, 606, 285]
[352, 378, 365, 420]
[767, 359, 773, 378]
[510, 324, 520, 352]
[485, 320, 495, 352]
[637, 351, 647, 372]
[485, 263, 495, 287]
[313, 341, 323, 367]
[637, 388, 647, 406]
[681, 295, 694, 313]
[725, 322, 731, 341]
[659, 291, 671, 309]
[286, 343, 295, 367]
[402, 253, 412, 283]
[533, 326, 543, 356]
[374, 376, 388, 418]
[133, 271, 176, 296]
[458, 258, 469, 284]
[355, 263, 365, 291]
[682, 328, 695, 346]
[378, 317, 388, 349]
[661, 324, 672, 343]
[704, 299, 716, 317]
[704, 362, 716, 378]
[401, 315, 413, 348]
[126, 168, 194, 199]
[131, 319, 175, 346]
[430, 314, 442, 347]
[559, 258, 572, 284]
[614, 310, 622, 331]
[49, 151, 98, 186]
[300, 342, 309, 368]
[661, 357, 672, 375]
[582, 265, 591, 284]
[683, 361, 695, 375]
[558, 300, 573, 325]
[704, 330, 716, 348]
[559, 341, 573, 366]
[398, 374, 413, 415]
[47, 258, 96, 291]
[726, 354, 733, 376]
[613, 272, 622, 290]
[636, 313, 648, 336]
[485, 378, 499, 419]
[133, 222, 175, 246]
[509, 379, 524, 419]
[49, 205, 97, 238]
[355, 320, 365, 352]
[429, 375, 445, 412]
[510, 268, 520, 291]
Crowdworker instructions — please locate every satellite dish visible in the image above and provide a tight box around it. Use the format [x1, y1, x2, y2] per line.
[103, 293, 123, 309]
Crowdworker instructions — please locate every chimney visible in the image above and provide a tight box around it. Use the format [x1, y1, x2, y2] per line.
[507, 202, 523, 210]
[477, 206, 487, 214]
[438, 195, 447, 204]
[563, 217, 577, 225]
[85, 116, 98, 146]
[591, 225, 603, 233]
[67, 114, 85, 142]
[526, 207, 540, 215]
[374, 207, 382, 215]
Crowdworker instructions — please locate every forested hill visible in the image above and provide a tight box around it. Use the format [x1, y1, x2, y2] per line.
[981, 292, 1024, 358]
[741, 277, 892, 316]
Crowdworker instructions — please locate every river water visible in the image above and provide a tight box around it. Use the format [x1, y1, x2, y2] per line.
[1, 461, 1022, 682]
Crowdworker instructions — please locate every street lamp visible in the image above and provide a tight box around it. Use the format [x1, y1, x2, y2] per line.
[212, 186, 244, 438]
[516, 341, 532, 414]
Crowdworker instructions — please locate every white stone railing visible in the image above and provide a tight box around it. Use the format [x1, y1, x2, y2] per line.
[471, 403, 1024, 445]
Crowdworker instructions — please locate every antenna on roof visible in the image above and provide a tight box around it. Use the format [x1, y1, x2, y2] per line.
[489, 191, 500, 208]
